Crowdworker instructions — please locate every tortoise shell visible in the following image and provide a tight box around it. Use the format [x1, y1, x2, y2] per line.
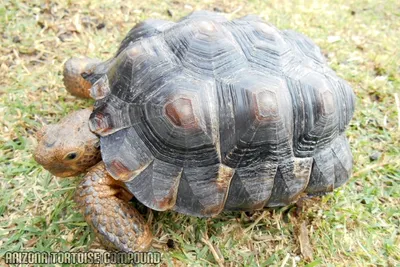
[87, 11, 355, 217]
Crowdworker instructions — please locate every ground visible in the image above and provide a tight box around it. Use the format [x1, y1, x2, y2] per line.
[0, 0, 399, 266]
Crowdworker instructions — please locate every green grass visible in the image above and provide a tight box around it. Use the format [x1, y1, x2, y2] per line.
[1, 0, 399, 266]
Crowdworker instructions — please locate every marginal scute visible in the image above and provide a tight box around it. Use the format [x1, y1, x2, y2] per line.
[110, 160, 152, 182]
[108, 160, 135, 181]
[90, 75, 110, 100]
[89, 94, 132, 136]
[124, 159, 182, 211]
[331, 134, 353, 188]
[173, 164, 234, 217]
[267, 157, 313, 207]
[90, 112, 112, 135]
[306, 134, 352, 194]
[101, 127, 153, 181]
[225, 162, 277, 210]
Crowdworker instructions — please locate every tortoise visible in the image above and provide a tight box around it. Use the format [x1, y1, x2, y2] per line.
[34, 11, 355, 252]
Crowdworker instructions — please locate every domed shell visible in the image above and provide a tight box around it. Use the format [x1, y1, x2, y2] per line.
[88, 11, 355, 217]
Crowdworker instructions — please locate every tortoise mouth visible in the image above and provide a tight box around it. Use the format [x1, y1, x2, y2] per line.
[40, 163, 83, 178]
[50, 169, 82, 178]
[34, 152, 79, 177]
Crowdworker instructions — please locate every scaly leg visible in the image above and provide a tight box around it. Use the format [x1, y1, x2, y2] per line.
[74, 162, 152, 252]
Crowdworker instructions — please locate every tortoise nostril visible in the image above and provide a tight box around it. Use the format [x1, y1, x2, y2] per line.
[45, 140, 56, 148]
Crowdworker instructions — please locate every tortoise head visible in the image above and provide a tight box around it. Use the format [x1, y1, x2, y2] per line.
[63, 57, 101, 99]
[34, 108, 102, 177]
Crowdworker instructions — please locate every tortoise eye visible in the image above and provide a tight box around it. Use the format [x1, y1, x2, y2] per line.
[65, 152, 78, 160]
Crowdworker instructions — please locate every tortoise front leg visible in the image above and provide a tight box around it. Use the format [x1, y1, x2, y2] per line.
[74, 162, 153, 252]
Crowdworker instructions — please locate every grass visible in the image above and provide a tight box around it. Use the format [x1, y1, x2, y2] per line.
[0, 0, 399, 266]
